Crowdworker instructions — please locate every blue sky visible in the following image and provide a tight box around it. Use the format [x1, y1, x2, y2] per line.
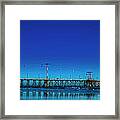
[20, 20, 100, 80]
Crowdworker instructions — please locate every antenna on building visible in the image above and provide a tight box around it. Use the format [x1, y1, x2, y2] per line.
[45, 63, 49, 80]
[41, 63, 50, 80]
[70, 74, 72, 80]
[72, 69, 75, 80]
[27, 73, 29, 78]
[86, 72, 93, 80]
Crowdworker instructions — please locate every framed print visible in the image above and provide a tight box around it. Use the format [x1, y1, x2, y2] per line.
[0, 0, 119, 119]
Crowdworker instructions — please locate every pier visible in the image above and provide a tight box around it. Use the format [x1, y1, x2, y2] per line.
[20, 79, 100, 89]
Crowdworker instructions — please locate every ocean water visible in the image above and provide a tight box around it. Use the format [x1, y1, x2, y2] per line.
[20, 88, 100, 100]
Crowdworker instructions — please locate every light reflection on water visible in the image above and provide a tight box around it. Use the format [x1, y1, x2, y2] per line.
[20, 88, 100, 100]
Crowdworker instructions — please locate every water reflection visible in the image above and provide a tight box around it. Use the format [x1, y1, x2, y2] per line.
[20, 88, 100, 100]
